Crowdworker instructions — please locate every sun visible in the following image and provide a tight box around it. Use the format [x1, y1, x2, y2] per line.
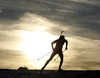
[18, 31, 57, 60]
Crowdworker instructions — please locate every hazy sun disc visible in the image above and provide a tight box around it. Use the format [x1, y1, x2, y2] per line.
[18, 31, 57, 60]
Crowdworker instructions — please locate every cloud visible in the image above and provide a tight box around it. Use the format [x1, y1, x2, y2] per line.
[0, 8, 25, 20]
[0, 0, 100, 52]
[71, 0, 94, 4]
[0, 0, 100, 40]
[0, 12, 62, 50]
[0, 12, 53, 30]
[55, 9, 77, 14]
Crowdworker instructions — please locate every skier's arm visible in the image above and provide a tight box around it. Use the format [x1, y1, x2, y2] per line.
[51, 40, 58, 51]
[65, 40, 68, 50]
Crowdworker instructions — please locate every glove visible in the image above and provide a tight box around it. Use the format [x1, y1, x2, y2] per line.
[65, 47, 67, 50]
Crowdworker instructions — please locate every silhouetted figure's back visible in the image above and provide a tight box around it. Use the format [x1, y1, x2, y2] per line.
[41, 35, 68, 73]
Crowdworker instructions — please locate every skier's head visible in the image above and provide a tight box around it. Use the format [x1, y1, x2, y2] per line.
[59, 35, 65, 40]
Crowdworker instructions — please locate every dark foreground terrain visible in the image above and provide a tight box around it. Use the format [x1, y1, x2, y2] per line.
[0, 69, 100, 78]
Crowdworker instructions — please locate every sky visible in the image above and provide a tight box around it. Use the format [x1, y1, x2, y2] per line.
[0, 0, 100, 70]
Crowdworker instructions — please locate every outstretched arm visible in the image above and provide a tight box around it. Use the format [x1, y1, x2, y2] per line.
[51, 40, 58, 51]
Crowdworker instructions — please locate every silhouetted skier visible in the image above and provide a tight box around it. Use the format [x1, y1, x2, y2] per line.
[41, 35, 68, 73]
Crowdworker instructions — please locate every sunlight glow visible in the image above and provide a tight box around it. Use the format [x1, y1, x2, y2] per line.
[18, 31, 57, 60]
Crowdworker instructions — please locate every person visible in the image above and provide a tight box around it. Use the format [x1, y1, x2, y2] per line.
[40, 35, 68, 73]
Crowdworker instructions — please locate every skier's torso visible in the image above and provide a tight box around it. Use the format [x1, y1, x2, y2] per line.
[54, 39, 65, 52]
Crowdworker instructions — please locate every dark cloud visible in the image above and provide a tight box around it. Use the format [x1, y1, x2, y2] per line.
[0, 0, 100, 39]
[48, 1, 100, 40]
[0, 8, 25, 20]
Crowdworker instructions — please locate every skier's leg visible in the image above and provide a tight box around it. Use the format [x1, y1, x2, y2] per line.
[41, 52, 56, 72]
[58, 52, 63, 71]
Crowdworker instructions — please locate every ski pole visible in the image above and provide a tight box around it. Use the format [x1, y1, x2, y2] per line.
[37, 51, 52, 60]
[54, 50, 66, 61]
